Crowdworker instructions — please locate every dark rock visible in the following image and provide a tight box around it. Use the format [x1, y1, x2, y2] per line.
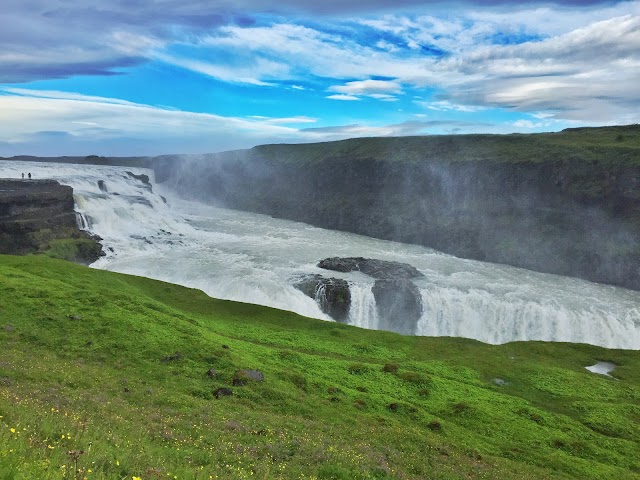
[0, 377, 12, 386]
[318, 257, 423, 279]
[126, 196, 153, 208]
[206, 368, 217, 378]
[293, 274, 351, 322]
[372, 279, 422, 335]
[232, 377, 246, 386]
[233, 369, 264, 386]
[213, 387, 233, 399]
[97, 180, 108, 192]
[126, 171, 152, 192]
[388, 402, 399, 412]
[222, 344, 230, 349]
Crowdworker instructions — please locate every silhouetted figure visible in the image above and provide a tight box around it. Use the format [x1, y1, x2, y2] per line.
[21, 173, 24, 179]
[28, 173, 31, 180]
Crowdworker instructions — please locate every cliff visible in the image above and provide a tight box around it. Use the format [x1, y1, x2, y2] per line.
[0, 179, 103, 263]
[153, 125, 640, 290]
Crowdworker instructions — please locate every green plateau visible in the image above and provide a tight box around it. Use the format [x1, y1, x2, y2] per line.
[0, 255, 639, 479]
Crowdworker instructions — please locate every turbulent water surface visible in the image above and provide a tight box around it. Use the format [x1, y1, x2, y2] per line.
[2, 160, 639, 349]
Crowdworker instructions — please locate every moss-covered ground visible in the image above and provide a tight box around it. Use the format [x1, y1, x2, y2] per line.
[0, 255, 638, 479]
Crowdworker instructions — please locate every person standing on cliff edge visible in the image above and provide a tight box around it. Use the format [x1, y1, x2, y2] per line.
[21, 173, 24, 179]
[28, 173, 31, 179]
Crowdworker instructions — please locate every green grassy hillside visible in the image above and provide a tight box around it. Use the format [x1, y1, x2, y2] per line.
[0, 255, 639, 479]
[250, 124, 640, 166]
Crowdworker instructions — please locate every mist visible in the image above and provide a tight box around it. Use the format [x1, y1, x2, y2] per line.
[151, 129, 640, 292]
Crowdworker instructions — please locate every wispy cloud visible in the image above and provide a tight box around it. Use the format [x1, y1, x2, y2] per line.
[327, 79, 402, 101]
[326, 94, 361, 101]
[0, 89, 305, 154]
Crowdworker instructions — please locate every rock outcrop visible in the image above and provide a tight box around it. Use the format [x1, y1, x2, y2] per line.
[294, 274, 351, 322]
[0, 179, 103, 263]
[318, 257, 424, 279]
[126, 171, 152, 191]
[295, 257, 424, 333]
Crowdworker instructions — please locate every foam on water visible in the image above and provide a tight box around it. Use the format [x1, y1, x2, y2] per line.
[2, 160, 639, 349]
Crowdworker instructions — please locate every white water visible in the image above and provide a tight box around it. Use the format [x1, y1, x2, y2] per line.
[2, 160, 639, 349]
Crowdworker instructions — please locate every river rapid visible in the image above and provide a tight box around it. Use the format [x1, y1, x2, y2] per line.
[2, 160, 639, 349]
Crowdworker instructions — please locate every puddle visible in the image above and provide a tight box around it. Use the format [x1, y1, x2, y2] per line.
[585, 362, 616, 377]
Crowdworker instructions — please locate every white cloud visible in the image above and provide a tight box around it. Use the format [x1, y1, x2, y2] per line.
[0, 89, 313, 153]
[417, 100, 484, 112]
[328, 79, 402, 95]
[248, 116, 318, 124]
[153, 53, 286, 86]
[326, 94, 361, 101]
[513, 119, 541, 128]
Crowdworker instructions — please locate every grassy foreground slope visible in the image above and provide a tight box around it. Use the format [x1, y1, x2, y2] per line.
[0, 255, 639, 480]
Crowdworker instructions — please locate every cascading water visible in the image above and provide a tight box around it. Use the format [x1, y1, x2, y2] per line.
[348, 284, 380, 330]
[1, 160, 639, 349]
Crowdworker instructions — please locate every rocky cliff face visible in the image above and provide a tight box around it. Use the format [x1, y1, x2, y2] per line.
[0, 179, 103, 263]
[152, 126, 640, 291]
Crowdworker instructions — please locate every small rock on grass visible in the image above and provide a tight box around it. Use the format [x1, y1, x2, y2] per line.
[214, 387, 233, 399]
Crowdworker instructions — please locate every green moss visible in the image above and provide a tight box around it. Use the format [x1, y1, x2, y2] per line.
[44, 238, 102, 263]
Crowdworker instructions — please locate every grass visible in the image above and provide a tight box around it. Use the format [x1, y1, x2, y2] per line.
[0, 254, 639, 479]
[250, 124, 640, 166]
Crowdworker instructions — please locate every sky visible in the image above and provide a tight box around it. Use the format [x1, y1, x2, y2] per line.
[0, 0, 639, 156]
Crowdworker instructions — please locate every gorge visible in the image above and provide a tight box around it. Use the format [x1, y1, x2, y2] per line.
[2, 142, 639, 349]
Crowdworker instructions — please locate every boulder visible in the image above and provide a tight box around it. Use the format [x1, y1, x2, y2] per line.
[372, 279, 422, 335]
[97, 180, 108, 192]
[126, 171, 152, 192]
[213, 387, 233, 399]
[232, 369, 264, 386]
[318, 257, 424, 279]
[294, 274, 351, 322]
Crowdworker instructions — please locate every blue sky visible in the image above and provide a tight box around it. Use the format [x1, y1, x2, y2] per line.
[1, 0, 639, 156]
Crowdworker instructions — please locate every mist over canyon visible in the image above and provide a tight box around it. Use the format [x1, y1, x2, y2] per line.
[3, 126, 640, 350]
[152, 126, 640, 291]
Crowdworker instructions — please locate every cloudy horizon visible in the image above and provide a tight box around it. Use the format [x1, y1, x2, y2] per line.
[1, 0, 639, 156]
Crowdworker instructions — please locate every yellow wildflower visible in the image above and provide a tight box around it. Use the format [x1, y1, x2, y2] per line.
[9, 428, 15, 433]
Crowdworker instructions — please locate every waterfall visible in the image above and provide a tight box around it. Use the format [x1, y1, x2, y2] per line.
[416, 286, 640, 349]
[348, 284, 379, 330]
[1, 159, 639, 349]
